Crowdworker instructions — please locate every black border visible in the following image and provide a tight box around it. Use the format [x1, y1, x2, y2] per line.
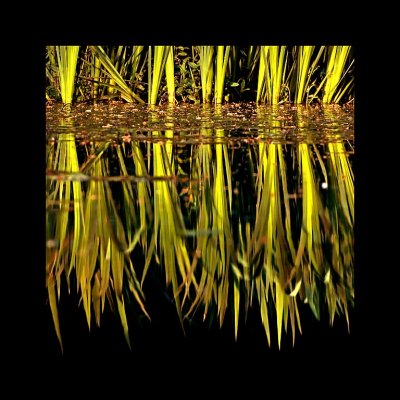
[16, 24, 380, 391]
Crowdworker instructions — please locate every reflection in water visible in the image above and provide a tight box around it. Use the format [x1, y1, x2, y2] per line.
[46, 109, 354, 349]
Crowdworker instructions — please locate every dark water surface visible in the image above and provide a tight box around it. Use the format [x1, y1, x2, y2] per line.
[45, 102, 354, 353]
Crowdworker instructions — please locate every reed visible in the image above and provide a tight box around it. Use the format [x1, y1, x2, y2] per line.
[214, 46, 231, 104]
[257, 46, 288, 104]
[148, 46, 172, 105]
[89, 46, 144, 103]
[165, 47, 175, 104]
[46, 46, 354, 105]
[322, 46, 353, 103]
[293, 46, 325, 104]
[198, 46, 214, 103]
[245, 45, 260, 83]
[55, 46, 80, 106]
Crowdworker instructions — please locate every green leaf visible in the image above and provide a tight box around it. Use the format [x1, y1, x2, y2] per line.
[48, 276, 63, 352]
[89, 46, 144, 103]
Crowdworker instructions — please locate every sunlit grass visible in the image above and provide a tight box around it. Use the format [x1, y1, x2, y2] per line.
[165, 48, 175, 104]
[214, 46, 231, 104]
[46, 45, 354, 105]
[198, 46, 214, 103]
[293, 46, 325, 104]
[89, 46, 144, 103]
[322, 46, 353, 104]
[148, 46, 173, 105]
[257, 46, 288, 104]
[55, 46, 80, 106]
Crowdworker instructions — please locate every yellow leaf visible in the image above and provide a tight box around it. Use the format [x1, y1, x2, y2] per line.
[48, 277, 63, 352]
[275, 277, 284, 349]
[289, 279, 302, 297]
[117, 296, 131, 350]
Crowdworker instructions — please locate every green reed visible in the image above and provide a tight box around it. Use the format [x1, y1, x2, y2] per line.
[322, 46, 353, 103]
[55, 46, 80, 106]
[89, 46, 144, 103]
[198, 46, 214, 103]
[46, 46, 354, 105]
[293, 46, 325, 104]
[257, 46, 288, 104]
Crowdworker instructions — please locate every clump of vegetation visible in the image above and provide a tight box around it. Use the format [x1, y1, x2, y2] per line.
[46, 45, 354, 106]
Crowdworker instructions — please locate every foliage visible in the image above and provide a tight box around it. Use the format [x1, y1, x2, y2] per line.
[46, 45, 354, 105]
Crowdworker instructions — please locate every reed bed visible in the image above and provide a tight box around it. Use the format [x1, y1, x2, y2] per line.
[46, 45, 353, 106]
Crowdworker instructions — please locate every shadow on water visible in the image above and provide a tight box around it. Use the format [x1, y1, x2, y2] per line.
[45, 103, 354, 353]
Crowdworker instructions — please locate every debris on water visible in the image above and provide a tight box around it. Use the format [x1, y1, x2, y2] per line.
[46, 102, 354, 144]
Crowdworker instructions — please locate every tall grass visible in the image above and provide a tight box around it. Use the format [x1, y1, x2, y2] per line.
[148, 46, 173, 105]
[293, 46, 325, 104]
[322, 46, 353, 103]
[214, 46, 231, 104]
[89, 46, 144, 103]
[165, 47, 175, 104]
[198, 46, 214, 103]
[55, 46, 80, 106]
[257, 46, 288, 104]
[46, 45, 354, 105]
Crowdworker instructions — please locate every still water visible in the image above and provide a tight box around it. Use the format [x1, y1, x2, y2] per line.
[46, 102, 354, 348]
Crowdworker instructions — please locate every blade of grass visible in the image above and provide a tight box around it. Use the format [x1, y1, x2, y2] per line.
[323, 46, 352, 104]
[215, 46, 231, 104]
[55, 46, 80, 105]
[198, 46, 214, 103]
[89, 45, 144, 103]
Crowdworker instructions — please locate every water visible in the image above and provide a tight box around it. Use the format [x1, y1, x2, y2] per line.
[46, 102, 354, 348]
[46, 101, 353, 142]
